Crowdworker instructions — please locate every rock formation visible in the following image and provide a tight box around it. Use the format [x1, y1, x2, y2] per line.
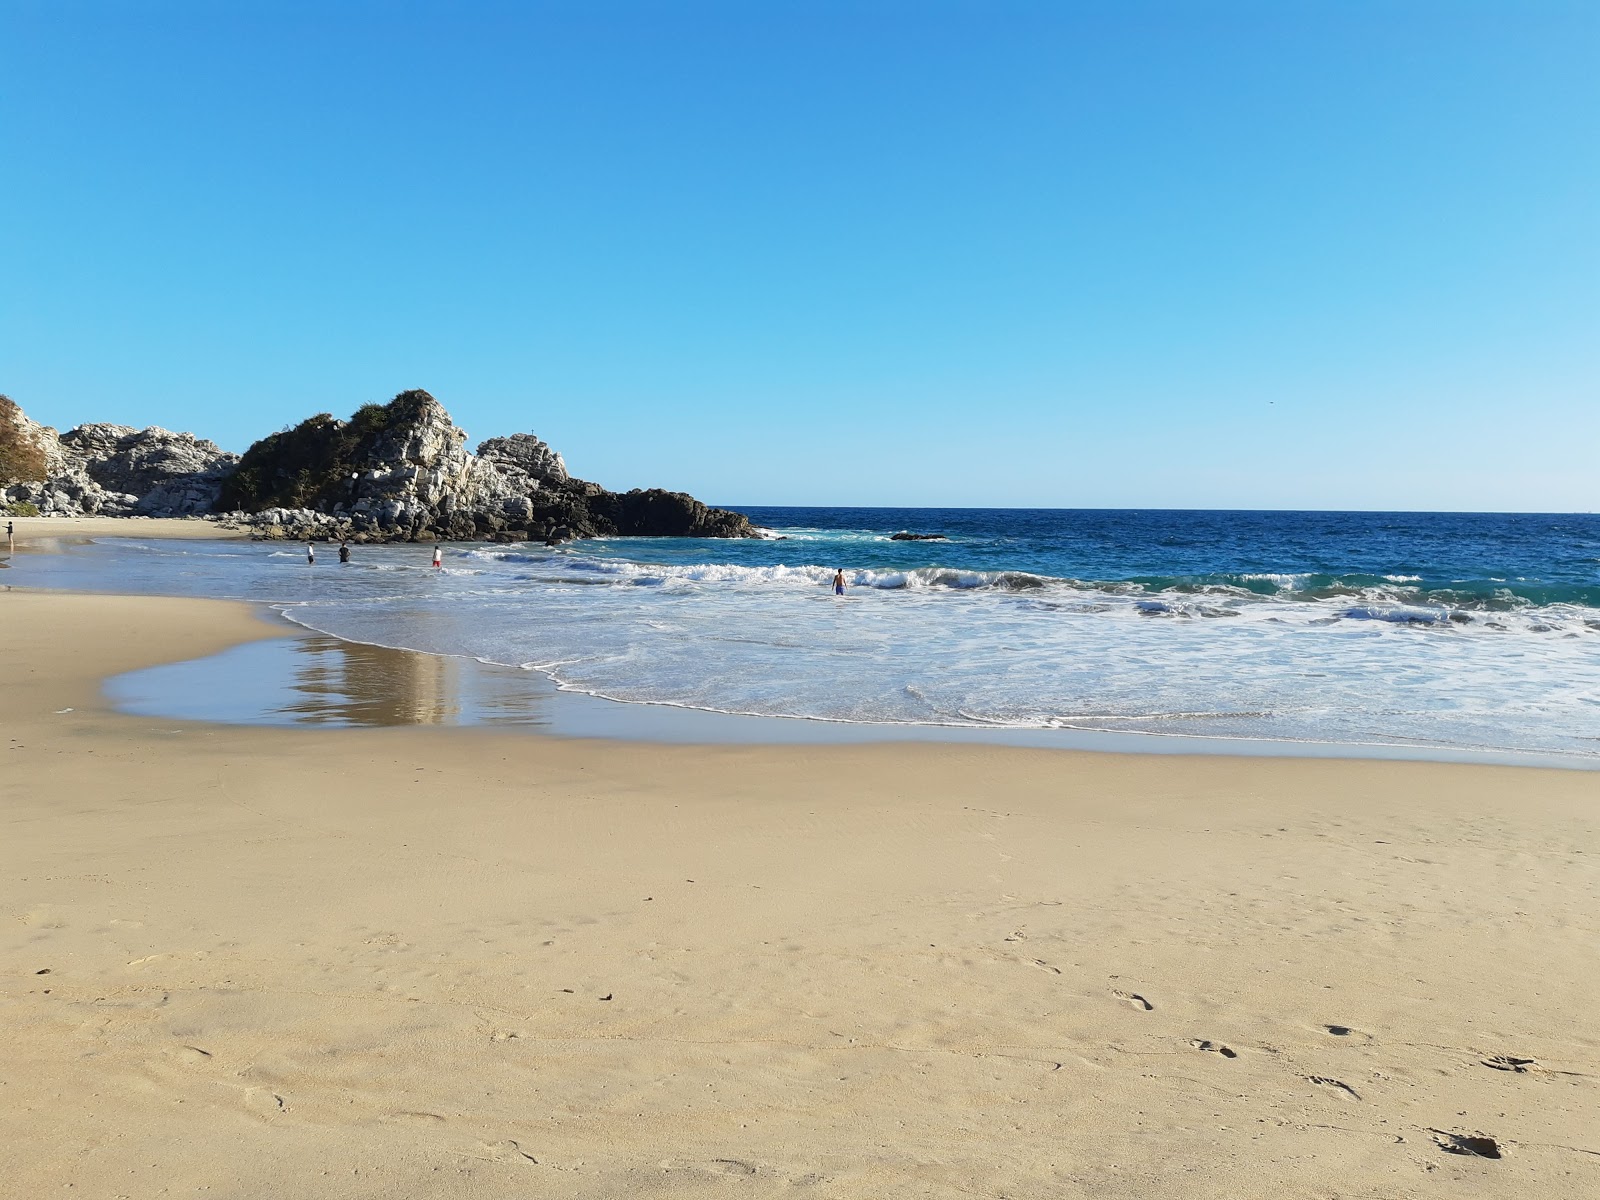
[217, 392, 525, 539]
[475, 433, 568, 485]
[2, 389, 756, 541]
[219, 390, 755, 542]
[1, 400, 238, 517]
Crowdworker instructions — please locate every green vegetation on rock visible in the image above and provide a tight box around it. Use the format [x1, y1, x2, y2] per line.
[219, 390, 437, 512]
[0, 395, 50, 485]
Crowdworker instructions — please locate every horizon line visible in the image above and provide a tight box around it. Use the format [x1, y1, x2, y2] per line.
[717, 503, 1597, 517]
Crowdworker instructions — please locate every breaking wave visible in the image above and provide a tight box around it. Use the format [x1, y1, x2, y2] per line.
[31, 506, 1600, 761]
[457, 551, 1600, 628]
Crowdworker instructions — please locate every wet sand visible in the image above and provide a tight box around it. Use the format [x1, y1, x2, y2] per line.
[1, 514, 245, 549]
[2, 587, 1597, 1198]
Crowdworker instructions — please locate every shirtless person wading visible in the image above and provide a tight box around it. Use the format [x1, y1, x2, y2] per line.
[833, 569, 846, 596]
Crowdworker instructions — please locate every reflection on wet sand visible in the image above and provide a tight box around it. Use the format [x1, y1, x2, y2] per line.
[108, 633, 552, 729]
[281, 637, 551, 726]
[286, 637, 452, 725]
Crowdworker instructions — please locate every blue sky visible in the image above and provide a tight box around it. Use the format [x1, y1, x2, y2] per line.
[2, 1, 1595, 509]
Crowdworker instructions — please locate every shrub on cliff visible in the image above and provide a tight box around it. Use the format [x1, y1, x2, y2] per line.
[219, 391, 440, 511]
[219, 413, 344, 510]
[0, 395, 49, 484]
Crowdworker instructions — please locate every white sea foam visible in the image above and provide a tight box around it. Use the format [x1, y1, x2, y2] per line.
[1239, 572, 1312, 588]
[265, 550, 1600, 760]
[43, 536, 1600, 760]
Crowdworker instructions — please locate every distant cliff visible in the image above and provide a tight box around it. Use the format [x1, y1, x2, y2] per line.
[2, 390, 756, 541]
[1, 395, 239, 517]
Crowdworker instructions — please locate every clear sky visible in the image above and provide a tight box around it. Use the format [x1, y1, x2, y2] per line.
[2, 1, 1595, 510]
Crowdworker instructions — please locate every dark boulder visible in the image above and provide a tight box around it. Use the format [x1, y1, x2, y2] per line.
[624, 489, 753, 537]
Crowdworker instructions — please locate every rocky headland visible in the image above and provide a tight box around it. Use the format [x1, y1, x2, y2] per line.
[1, 395, 239, 520]
[1, 390, 755, 542]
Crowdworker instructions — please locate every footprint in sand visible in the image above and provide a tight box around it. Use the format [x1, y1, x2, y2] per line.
[1429, 1130, 1503, 1160]
[1306, 1074, 1360, 1099]
[1113, 989, 1153, 1011]
[244, 1088, 286, 1115]
[22, 907, 66, 929]
[168, 1045, 213, 1067]
[1027, 958, 1061, 975]
[481, 1140, 538, 1164]
[1189, 1039, 1238, 1059]
[1482, 1055, 1536, 1073]
[1320, 1023, 1377, 1042]
[658, 1159, 759, 1179]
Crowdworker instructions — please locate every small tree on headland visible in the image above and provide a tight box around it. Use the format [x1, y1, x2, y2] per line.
[0, 396, 49, 485]
[218, 390, 442, 512]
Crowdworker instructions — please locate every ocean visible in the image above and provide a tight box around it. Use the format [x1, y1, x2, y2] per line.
[21, 507, 1600, 762]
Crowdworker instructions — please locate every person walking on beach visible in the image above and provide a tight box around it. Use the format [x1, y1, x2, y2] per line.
[432, 543, 443, 569]
[833, 568, 846, 596]
[338, 540, 350, 564]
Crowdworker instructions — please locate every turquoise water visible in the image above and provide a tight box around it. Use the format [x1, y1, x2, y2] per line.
[21, 508, 1600, 760]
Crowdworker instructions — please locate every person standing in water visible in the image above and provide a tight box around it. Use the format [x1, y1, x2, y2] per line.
[833, 568, 846, 596]
[338, 540, 350, 564]
[306, 540, 316, 565]
[432, 544, 443, 569]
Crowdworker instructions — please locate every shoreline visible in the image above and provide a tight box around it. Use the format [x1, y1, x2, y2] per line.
[6, 518, 1593, 771]
[3, 586, 1598, 1196]
[24, 580, 1589, 773]
[108, 597, 1600, 770]
[5, 525, 1597, 767]
[1, 514, 248, 559]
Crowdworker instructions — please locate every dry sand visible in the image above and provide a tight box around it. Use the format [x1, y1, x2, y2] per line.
[1, 586, 1597, 1198]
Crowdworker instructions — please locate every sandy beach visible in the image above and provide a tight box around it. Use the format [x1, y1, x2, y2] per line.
[7, 1, 1593, 1192]
[2, 515, 246, 550]
[2, 583, 1598, 1198]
